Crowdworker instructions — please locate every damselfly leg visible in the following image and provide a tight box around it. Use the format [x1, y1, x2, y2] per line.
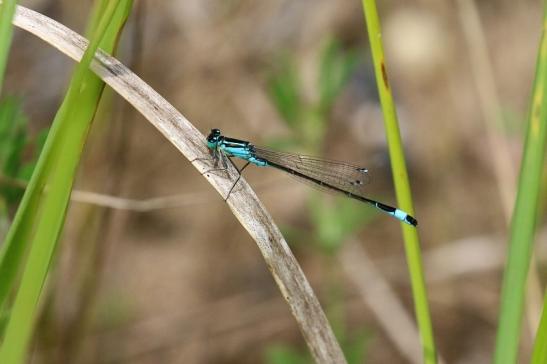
[225, 161, 250, 201]
[195, 148, 251, 201]
[194, 146, 229, 176]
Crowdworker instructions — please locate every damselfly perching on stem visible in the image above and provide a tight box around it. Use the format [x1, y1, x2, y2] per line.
[204, 129, 417, 226]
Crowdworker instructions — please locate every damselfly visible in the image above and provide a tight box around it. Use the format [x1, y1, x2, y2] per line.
[204, 128, 417, 226]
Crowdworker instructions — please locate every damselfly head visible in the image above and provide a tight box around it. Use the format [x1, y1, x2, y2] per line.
[207, 129, 222, 145]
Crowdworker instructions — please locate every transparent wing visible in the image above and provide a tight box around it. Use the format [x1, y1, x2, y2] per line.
[252, 146, 372, 197]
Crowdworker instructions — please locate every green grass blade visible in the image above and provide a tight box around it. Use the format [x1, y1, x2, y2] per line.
[360, 1, 437, 363]
[0, 0, 133, 309]
[0, 0, 17, 91]
[0, 0, 134, 301]
[531, 293, 547, 364]
[493, 5, 547, 363]
[0, 1, 132, 362]
[0, 34, 71, 314]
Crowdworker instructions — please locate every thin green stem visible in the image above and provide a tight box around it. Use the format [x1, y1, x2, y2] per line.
[0, 0, 17, 93]
[493, 4, 547, 363]
[531, 292, 547, 364]
[360, 1, 437, 363]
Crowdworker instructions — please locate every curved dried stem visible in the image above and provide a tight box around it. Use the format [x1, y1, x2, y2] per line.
[11, 5, 346, 364]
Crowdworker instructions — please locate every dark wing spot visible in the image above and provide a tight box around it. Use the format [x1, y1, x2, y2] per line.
[350, 180, 364, 186]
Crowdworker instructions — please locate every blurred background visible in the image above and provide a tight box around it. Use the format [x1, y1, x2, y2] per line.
[3, 0, 547, 363]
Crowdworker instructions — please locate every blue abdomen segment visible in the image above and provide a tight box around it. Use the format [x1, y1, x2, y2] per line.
[389, 208, 417, 226]
[220, 145, 269, 167]
[393, 209, 408, 222]
[374, 202, 417, 226]
[247, 156, 268, 167]
[223, 146, 252, 159]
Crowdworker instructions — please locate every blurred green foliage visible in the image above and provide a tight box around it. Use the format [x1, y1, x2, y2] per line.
[269, 57, 301, 131]
[265, 329, 370, 364]
[318, 40, 359, 116]
[308, 193, 374, 254]
[268, 39, 358, 153]
[0, 97, 47, 238]
[267, 38, 375, 254]
[0, 98, 29, 204]
[265, 38, 373, 362]
[265, 344, 309, 364]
